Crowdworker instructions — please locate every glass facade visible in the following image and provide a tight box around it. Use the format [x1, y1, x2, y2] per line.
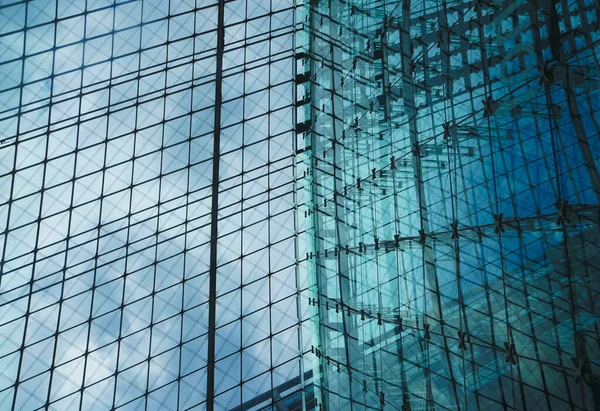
[2, 0, 600, 410]
[0, 0, 304, 410]
[298, 0, 600, 409]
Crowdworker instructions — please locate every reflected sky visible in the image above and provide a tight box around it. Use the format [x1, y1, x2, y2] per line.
[0, 0, 301, 409]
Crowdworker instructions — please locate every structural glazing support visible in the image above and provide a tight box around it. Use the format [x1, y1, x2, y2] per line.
[206, 0, 226, 408]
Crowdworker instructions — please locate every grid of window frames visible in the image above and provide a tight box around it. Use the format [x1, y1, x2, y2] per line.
[299, 0, 600, 409]
[0, 0, 309, 410]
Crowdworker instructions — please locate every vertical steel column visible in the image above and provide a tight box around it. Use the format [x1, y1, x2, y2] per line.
[206, 0, 227, 408]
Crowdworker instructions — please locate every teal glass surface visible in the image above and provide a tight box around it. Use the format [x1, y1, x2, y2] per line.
[298, 0, 600, 409]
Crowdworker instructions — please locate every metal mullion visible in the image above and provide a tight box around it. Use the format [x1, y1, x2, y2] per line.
[206, 0, 226, 406]
[140, 1, 173, 407]
[266, 1, 278, 407]
[7, 2, 53, 409]
[0, 0, 32, 295]
[237, 4, 248, 406]
[100, 0, 148, 408]
[44, 0, 93, 407]
[176, 1, 200, 409]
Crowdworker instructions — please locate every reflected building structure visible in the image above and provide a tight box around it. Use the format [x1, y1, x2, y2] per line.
[297, 0, 600, 409]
